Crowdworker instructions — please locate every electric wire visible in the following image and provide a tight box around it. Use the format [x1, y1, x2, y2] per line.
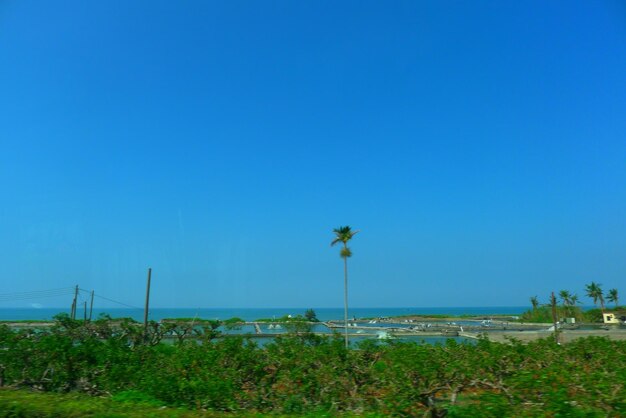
[79, 288, 141, 310]
[0, 287, 74, 297]
[0, 287, 75, 302]
[0, 286, 141, 310]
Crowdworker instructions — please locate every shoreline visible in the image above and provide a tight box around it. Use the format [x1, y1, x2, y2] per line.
[4, 316, 626, 345]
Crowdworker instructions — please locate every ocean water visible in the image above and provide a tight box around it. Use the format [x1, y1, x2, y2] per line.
[0, 306, 527, 322]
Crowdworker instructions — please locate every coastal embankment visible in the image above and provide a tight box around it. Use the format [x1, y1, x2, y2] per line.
[461, 328, 626, 343]
[4, 317, 626, 343]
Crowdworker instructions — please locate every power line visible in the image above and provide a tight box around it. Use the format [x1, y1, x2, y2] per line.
[0, 287, 74, 297]
[0, 287, 75, 302]
[79, 288, 141, 310]
[0, 290, 73, 301]
[0, 286, 141, 310]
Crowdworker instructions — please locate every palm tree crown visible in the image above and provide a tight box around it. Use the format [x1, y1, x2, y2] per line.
[558, 290, 572, 307]
[585, 282, 605, 312]
[530, 296, 539, 311]
[331, 226, 359, 254]
[607, 289, 619, 308]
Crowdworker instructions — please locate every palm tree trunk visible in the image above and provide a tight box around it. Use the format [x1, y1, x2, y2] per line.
[343, 244, 349, 349]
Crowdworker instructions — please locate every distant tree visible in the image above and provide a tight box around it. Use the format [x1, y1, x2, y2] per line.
[558, 290, 572, 307]
[565, 294, 584, 320]
[559, 290, 574, 316]
[607, 289, 619, 308]
[331, 225, 359, 348]
[530, 296, 539, 311]
[284, 316, 313, 334]
[223, 317, 244, 330]
[585, 282, 605, 313]
[304, 309, 318, 322]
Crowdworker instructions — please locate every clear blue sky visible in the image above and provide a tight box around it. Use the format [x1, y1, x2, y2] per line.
[1, 1, 625, 309]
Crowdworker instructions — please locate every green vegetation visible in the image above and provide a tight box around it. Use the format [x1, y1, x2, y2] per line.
[583, 308, 626, 323]
[0, 389, 211, 417]
[304, 309, 319, 322]
[518, 305, 616, 323]
[255, 310, 319, 324]
[608, 288, 620, 308]
[0, 389, 381, 417]
[557, 289, 581, 317]
[520, 305, 626, 324]
[243, 314, 316, 331]
[221, 317, 246, 331]
[1, 315, 625, 416]
[523, 286, 623, 323]
[255, 315, 311, 323]
[254, 317, 282, 323]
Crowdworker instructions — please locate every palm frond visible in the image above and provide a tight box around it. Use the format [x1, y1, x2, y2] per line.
[331, 226, 359, 245]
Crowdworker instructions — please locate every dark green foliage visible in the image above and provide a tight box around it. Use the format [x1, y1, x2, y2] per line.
[519, 305, 622, 324]
[519, 305, 580, 323]
[0, 317, 625, 417]
[282, 317, 314, 334]
[583, 308, 604, 323]
[304, 309, 319, 322]
[221, 317, 245, 326]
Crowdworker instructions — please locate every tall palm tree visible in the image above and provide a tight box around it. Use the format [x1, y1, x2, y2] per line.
[331, 226, 359, 348]
[530, 296, 539, 311]
[585, 282, 605, 313]
[607, 289, 619, 308]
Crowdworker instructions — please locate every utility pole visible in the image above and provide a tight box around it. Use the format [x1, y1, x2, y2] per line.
[83, 301, 87, 322]
[89, 290, 94, 321]
[551, 291, 559, 344]
[143, 268, 152, 338]
[71, 285, 79, 320]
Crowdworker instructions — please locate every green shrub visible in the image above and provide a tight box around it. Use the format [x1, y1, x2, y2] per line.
[1, 316, 625, 416]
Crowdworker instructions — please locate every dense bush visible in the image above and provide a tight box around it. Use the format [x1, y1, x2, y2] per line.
[518, 305, 624, 324]
[0, 316, 625, 417]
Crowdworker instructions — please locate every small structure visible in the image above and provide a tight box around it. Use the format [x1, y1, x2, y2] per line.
[603, 313, 620, 324]
[565, 317, 576, 324]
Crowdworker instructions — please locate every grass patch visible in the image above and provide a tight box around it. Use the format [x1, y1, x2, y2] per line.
[0, 389, 210, 417]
